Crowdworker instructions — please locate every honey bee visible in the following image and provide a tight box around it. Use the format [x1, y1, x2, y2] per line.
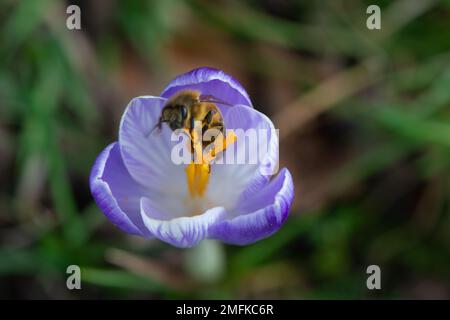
[153, 90, 229, 149]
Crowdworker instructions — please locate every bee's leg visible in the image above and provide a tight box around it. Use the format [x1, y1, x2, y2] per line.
[186, 137, 194, 154]
[203, 127, 236, 165]
[190, 138, 195, 154]
[205, 110, 214, 124]
[189, 116, 195, 133]
[204, 122, 224, 156]
[210, 122, 224, 140]
[201, 110, 214, 136]
[201, 122, 211, 139]
[202, 121, 223, 149]
[190, 127, 203, 164]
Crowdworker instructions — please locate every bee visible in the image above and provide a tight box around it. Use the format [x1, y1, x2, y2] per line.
[153, 90, 229, 149]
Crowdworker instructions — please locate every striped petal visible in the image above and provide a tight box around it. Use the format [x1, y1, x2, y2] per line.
[206, 105, 279, 210]
[118, 95, 188, 210]
[161, 67, 252, 111]
[140, 197, 227, 248]
[89, 142, 151, 236]
[209, 168, 294, 245]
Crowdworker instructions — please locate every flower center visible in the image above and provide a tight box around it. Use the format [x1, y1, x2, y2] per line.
[185, 129, 237, 200]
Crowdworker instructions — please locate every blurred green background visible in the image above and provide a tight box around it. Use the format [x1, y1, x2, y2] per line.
[1, 0, 449, 299]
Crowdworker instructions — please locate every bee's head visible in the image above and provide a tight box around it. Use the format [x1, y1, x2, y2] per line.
[159, 90, 200, 131]
[161, 103, 188, 131]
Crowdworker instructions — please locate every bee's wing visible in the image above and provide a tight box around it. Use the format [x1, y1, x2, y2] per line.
[199, 94, 233, 107]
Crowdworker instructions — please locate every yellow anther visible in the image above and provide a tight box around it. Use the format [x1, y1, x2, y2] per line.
[203, 131, 237, 165]
[185, 130, 237, 198]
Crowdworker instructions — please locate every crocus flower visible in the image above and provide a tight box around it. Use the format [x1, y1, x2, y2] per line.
[90, 67, 294, 248]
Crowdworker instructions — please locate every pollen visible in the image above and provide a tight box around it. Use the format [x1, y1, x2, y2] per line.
[185, 130, 237, 199]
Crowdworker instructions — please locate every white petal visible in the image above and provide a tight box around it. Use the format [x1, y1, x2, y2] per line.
[118, 96, 188, 204]
[140, 197, 227, 248]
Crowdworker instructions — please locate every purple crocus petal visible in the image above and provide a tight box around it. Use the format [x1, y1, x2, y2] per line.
[206, 105, 278, 208]
[119, 96, 187, 200]
[209, 168, 294, 245]
[89, 142, 152, 237]
[140, 197, 227, 248]
[227, 104, 279, 203]
[160, 67, 253, 110]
